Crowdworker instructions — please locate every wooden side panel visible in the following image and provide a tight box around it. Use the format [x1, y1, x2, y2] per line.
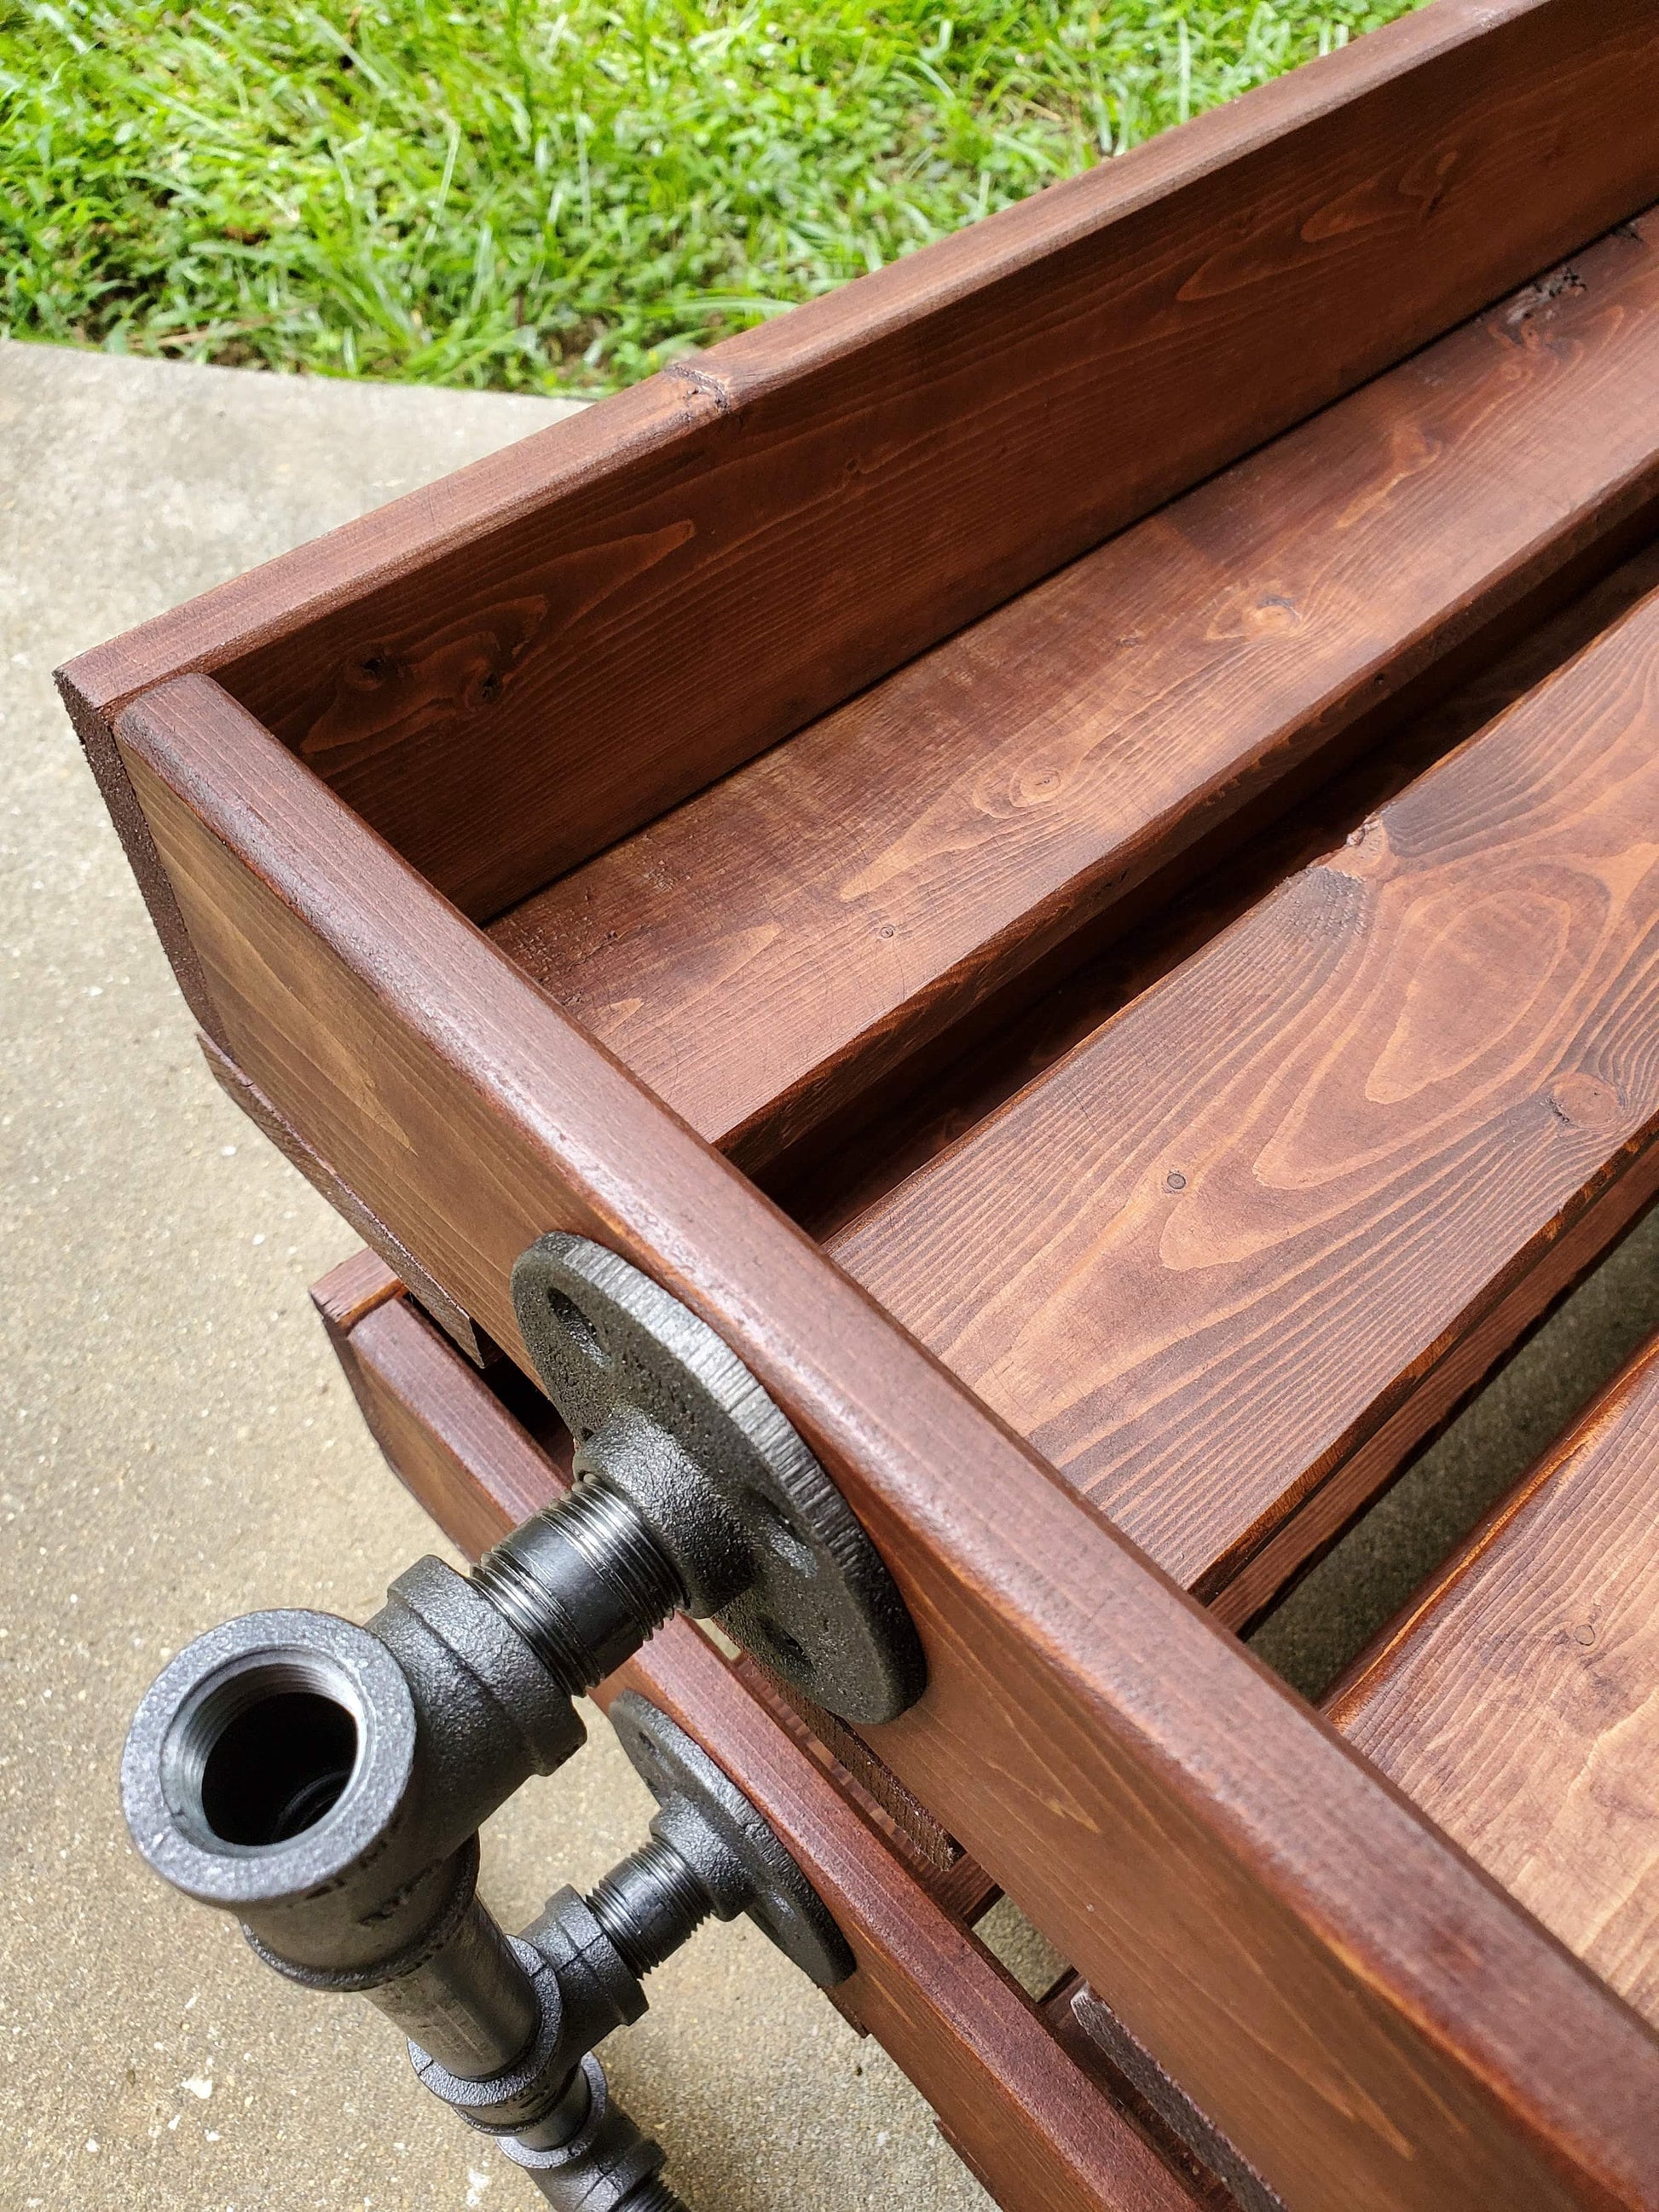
[831, 584, 1659, 1615]
[1328, 1333, 1659, 2035]
[618, 1632, 1211, 2212]
[110, 673, 1659, 2212]
[326, 1294, 560, 1557]
[494, 216, 1659, 1170]
[206, 1034, 493, 1362]
[322, 1265, 1204, 2212]
[61, 3, 1659, 922]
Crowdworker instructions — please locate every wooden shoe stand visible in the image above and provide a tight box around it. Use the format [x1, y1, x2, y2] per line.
[61, 3, 1659, 2203]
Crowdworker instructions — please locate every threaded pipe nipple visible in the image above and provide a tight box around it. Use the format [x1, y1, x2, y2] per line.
[472, 1481, 684, 1695]
[587, 1838, 713, 1980]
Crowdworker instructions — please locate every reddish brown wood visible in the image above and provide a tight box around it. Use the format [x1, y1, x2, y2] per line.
[1328, 1331, 1659, 2036]
[109, 673, 1659, 2211]
[606, 1629, 1217, 2212]
[792, 533, 1659, 1241]
[320, 1255, 1199, 2212]
[58, 679, 224, 1042]
[749, 1663, 970, 1876]
[1065, 1983, 1285, 2212]
[310, 1245, 403, 1337]
[318, 1284, 564, 1557]
[492, 214, 1659, 1170]
[210, 1035, 492, 1362]
[1045, 1975, 1245, 2212]
[59, 3, 1659, 932]
[830, 581, 1659, 1625]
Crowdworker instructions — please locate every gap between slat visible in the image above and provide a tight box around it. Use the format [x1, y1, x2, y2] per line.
[492, 213, 1659, 1175]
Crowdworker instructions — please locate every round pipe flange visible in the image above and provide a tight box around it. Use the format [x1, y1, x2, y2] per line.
[508, 1233, 924, 1724]
[608, 1692, 855, 1990]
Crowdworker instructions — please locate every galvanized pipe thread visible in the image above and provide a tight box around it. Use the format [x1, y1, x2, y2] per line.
[586, 1837, 715, 1981]
[471, 1481, 684, 1696]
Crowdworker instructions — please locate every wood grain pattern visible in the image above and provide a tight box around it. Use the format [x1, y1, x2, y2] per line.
[111, 673, 1659, 2211]
[1328, 1331, 1659, 2035]
[1068, 1984, 1286, 2212]
[492, 213, 1659, 1170]
[831, 583, 1659, 1616]
[1044, 1975, 1242, 2212]
[609, 1629, 1216, 2212]
[61, 3, 1659, 927]
[208, 1035, 495, 1362]
[321, 1258, 1201, 2212]
[322, 1287, 564, 1558]
[792, 534, 1659, 1246]
[310, 1244, 403, 1336]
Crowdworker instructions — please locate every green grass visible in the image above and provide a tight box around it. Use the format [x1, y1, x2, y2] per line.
[1, 0, 1426, 394]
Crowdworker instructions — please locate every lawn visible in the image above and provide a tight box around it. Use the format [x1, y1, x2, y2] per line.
[2, 0, 1425, 395]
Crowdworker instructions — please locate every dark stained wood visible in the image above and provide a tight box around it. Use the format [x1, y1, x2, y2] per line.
[321, 1255, 1199, 2212]
[795, 532, 1659, 1245]
[919, 1849, 1002, 1932]
[1045, 1976, 1248, 2212]
[60, 4, 1659, 927]
[1328, 1331, 1659, 2035]
[492, 214, 1659, 1170]
[609, 1631, 1214, 2212]
[747, 1662, 970, 1877]
[830, 583, 1659, 1626]
[110, 673, 1659, 2211]
[1066, 1983, 1285, 2212]
[310, 1244, 403, 1337]
[57, 679, 225, 1044]
[317, 1279, 565, 1558]
[210, 1035, 493, 1363]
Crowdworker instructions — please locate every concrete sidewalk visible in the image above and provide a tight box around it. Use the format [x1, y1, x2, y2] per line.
[0, 340, 989, 2212]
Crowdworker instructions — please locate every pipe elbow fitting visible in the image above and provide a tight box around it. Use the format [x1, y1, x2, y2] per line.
[121, 1557, 582, 1983]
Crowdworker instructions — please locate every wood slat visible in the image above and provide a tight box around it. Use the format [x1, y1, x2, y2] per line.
[1327, 1331, 1659, 2036]
[1065, 1982, 1286, 2212]
[317, 1268, 563, 1556]
[830, 581, 1659, 1621]
[493, 212, 1659, 1170]
[1043, 1975, 1244, 2212]
[110, 672, 1659, 2211]
[61, 3, 1659, 927]
[317, 1257, 1205, 2212]
[794, 536, 1659, 1246]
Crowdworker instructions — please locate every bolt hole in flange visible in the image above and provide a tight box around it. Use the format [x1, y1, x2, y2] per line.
[753, 1614, 810, 1673]
[511, 1235, 927, 1724]
[544, 1287, 610, 1370]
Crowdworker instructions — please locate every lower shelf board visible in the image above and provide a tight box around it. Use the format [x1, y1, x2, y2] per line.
[1327, 1329, 1659, 2036]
